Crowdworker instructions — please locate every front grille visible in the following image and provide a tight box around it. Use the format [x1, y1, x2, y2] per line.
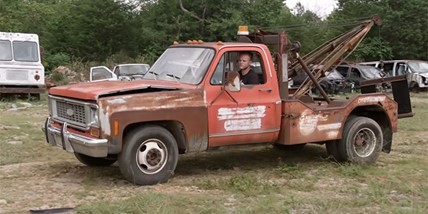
[49, 96, 97, 129]
[56, 101, 86, 125]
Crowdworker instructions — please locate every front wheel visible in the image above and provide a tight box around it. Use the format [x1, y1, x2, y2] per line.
[337, 116, 383, 164]
[119, 126, 179, 185]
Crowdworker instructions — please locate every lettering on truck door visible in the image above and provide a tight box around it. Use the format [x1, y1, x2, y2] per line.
[206, 49, 281, 147]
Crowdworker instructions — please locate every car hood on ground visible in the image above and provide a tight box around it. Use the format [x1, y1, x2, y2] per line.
[48, 79, 195, 100]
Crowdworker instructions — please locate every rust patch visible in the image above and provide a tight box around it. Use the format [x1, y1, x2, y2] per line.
[98, 89, 208, 153]
[278, 94, 398, 145]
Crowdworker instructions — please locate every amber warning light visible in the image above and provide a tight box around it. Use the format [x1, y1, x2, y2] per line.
[237, 26, 249, 36]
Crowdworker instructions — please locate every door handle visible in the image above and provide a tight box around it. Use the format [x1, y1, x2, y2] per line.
[258, 88, 272, 92]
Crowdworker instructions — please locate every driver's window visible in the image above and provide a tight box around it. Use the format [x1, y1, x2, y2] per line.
[210, 51, 266, 85]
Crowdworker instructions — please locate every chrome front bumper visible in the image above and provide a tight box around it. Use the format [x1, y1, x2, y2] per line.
[42, 117, 108, 157]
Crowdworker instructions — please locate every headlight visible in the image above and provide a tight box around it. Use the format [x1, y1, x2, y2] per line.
[88, 107, 100, 127]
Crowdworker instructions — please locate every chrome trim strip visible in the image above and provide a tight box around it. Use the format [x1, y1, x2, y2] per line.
[49, 95, 98, 108]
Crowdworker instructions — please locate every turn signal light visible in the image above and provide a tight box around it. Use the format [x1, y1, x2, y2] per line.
[113, 120, 119, 136]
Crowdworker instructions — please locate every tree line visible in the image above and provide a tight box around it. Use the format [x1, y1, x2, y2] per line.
[0, 0, 426, 72]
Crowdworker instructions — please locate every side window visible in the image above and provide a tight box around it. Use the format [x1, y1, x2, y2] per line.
[396, 62, 407, 75]
[210, 56, 225, 85]
[251, 53, 266, 84]
[91, 67, 113, 81]
[336, 66, 348, 77]
[350, 68, 361, 78]
[382, 63, 394, 74]
[210, 51, 266, 85]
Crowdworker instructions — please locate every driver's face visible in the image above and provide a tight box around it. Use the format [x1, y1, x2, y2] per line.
[238, 54, 252, 70]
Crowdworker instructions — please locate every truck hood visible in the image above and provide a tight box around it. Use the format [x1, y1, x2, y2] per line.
[49, 79, 195, 100]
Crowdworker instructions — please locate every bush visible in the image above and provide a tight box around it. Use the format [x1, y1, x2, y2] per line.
[44, 52, 72, 73]
[50, 71, 70, 86]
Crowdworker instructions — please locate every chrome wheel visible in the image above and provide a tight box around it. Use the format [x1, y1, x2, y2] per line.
[352, 128, 376, 158]
[136, 139, 167, 174]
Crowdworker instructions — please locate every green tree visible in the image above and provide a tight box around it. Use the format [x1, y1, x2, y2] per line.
[328, 0, 428, 60]
[49, 0, 139, 61]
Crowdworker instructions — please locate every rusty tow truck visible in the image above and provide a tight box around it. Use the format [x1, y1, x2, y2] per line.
[43, 17, 412, 185]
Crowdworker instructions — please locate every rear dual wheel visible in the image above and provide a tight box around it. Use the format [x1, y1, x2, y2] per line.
[326, 116, 382, 164]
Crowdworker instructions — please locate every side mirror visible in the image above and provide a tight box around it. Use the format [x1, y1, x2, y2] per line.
[225, 70, 241, 92]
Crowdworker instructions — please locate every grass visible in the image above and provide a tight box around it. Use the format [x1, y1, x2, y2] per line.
[0, 92, 427, 213]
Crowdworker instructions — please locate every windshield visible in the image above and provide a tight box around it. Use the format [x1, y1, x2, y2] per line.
[360, 66, 382, 79]
[145, 47, 215, 84]
[0, 40, 12, 61]
[408, 61, 428, 73]
[117, 64, 149, 76]
[13, 41, 39, 62]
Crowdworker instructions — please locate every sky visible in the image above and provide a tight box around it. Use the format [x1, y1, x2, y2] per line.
[285, 0, 338, 18]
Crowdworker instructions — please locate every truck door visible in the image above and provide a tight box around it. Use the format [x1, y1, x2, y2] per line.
[89, 66, 117, 82]
[206, 49, 281, 147]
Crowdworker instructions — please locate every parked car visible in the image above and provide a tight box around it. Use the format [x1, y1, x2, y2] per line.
[89, 63, 151, 82]
[291, 69, 352, 94]
[335, 64, 383, 89]
[319, 70, 353, 94]
[359, 60, 428, 91]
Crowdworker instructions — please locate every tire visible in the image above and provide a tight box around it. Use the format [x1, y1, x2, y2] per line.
[74, 153, 117, 167]
[337, 117, 383, 164]
[118, 125, 179, 185]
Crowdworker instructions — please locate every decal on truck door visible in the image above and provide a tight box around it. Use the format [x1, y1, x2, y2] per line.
[218, 105, 266, 131]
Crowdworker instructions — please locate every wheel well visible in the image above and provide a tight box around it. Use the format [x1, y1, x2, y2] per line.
[123, 121, 187, 154]
[348, 105, 393, 152]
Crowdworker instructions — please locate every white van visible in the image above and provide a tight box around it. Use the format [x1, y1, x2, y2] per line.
[0, 32, 45, 98]
[359, 60, 428, 91]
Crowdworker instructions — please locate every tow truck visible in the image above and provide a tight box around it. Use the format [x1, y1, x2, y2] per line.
[43, 16, 412, 185]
